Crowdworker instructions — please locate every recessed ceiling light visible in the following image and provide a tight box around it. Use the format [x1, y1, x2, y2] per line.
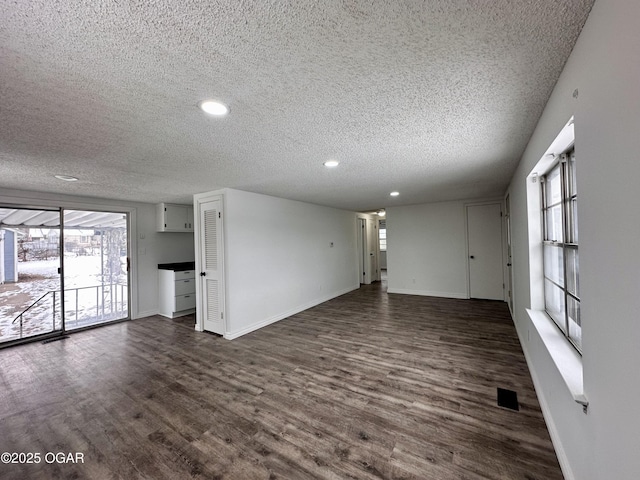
[390, 191, 399, 197]
[324, 160, 339, 168]
[54, 175, 78, 182]
[199, 100, 229, 116]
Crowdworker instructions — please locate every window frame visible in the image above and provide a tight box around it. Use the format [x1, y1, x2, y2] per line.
[541, 147, 581, 352]
[378, 220, 386, 252]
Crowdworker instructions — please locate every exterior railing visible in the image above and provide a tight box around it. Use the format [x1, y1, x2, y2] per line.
[9, 283, 127, 340]
[62, 283, 128, 329]
[11, 291, 56, 339]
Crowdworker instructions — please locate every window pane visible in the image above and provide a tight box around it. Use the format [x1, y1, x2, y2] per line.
[544, 205, 563, 242]
[569, 150, 577, 196]
[544, 244, 564, 287]
[567, 296, 581, 350]
[545, 279, 566, 332]
[545, 165, 562, 206]
[570, 198, 578, 243]
[566, 248, 579, 297]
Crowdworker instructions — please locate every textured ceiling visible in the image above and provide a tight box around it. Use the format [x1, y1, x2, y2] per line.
[0, 0, 594, 212]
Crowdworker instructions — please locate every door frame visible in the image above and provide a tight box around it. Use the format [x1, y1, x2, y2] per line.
[0, 192, 138, 312]
[357, 217, 366, 284]
[464, 200, 505, 300]
[356, 214, 380, 285]
[0, 205, 63, 346]
[0, 198, 136, 348]
[193, 192, 226, 334]
[62, 208, 131, 332]
[504, 193, 514, 313]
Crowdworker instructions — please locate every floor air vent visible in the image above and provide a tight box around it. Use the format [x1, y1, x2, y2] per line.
[42, 336, 70, 344]
[497, 388, 519, 411]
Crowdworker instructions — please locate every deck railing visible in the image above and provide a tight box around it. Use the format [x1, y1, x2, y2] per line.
[10, 283, 127, 340]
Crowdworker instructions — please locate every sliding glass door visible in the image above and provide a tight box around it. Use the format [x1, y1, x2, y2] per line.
[0, 206, 129, 346]
[62, 210, 129, 330]
[0, 207, 63, 344]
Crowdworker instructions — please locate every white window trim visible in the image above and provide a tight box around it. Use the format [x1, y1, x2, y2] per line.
[526, 309, 585, 405]
[526, 116, 586, 408]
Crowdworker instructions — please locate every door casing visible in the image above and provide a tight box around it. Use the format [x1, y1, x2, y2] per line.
[194, 194, 225, 335]
[466, 202, 505, 300]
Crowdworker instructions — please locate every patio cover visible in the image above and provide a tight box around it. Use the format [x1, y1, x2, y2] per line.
[0, 208, 126, 229]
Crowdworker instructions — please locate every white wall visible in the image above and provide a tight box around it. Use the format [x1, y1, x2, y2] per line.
[0, 188, 195, 318]
[386, 201, 469, 298]
[221, 189, 359, 338]
[506, 0, 640, 478]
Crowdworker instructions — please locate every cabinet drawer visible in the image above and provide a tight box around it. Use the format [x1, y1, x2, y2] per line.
[175, 294, 196, 311]
[174, 270, 195, 281]
[175, 278, 196, 295]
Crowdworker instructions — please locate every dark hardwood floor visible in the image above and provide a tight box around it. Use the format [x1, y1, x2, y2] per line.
[0, 282, 562, 479]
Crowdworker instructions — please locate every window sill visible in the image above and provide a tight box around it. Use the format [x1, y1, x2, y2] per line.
[526, 309, 587, 407]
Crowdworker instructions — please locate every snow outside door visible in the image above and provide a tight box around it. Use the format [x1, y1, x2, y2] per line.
[467, 203, 504, 300]
[199, 199, 224, 334]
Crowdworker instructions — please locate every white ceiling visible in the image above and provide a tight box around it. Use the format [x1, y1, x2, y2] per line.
[0, 0, 594, 212]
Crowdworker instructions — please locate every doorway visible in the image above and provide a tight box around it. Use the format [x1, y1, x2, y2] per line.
[0, 207, 62, 344]
[467, 203, 504, 300]
[357, 218, 366, 284]
[357, 217, 379, 285]
[63, 210, 129, 330]
[504, 195, 514, 313]
[0, 206, 130, 346]
[197, 197, 225, 335]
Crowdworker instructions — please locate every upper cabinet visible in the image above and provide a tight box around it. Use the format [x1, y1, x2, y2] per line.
[157, 203, 194, 232]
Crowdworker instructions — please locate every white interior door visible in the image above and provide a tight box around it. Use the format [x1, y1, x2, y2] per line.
[357, 218, 366, 284]
[467, 203, 504, 300]
[199, 199, 224, 334]
[367, 218, 379, 282]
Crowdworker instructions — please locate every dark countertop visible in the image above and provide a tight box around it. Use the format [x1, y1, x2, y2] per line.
[158, 261, 196, 271]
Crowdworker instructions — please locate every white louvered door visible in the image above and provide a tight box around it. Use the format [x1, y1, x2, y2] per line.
[199, 199, 224, 334]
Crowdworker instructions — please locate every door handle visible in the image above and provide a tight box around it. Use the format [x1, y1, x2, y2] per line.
[470, 255, 475, 259]
[507, 263, 512, 266]
[200, 272, 206, 277]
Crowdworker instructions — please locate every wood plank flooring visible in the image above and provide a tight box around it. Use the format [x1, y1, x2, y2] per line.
[0, 282, 562, 479]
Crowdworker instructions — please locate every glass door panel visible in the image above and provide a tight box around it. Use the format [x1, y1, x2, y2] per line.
[62, 210, 129, 330]
[0, 207, 62, 344]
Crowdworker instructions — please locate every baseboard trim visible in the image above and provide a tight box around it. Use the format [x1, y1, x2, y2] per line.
[386, 288, 467, 299]
[224, 285, 359, 340]
[133, 309, 158, 319]
[515, 320, 575, 480]
[158, 308, 196, 319]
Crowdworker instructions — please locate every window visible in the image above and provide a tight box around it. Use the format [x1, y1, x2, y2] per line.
[541, 147, 581, 351]
[379, 220, 386, 251]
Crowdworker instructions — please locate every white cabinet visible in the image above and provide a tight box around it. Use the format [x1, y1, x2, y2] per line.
[158, 269, 196, 318]
[157, 203, 194, 232]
